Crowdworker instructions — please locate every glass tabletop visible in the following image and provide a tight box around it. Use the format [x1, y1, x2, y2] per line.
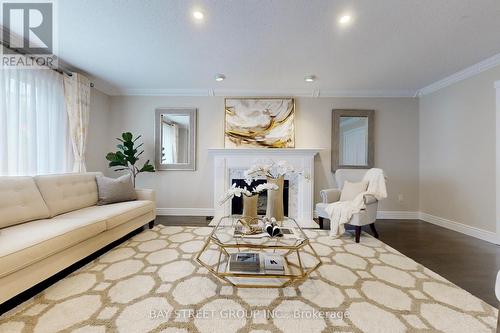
[210, 216, 308, 248]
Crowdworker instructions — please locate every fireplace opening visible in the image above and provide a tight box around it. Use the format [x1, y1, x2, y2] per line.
[231, 179, 289, 216]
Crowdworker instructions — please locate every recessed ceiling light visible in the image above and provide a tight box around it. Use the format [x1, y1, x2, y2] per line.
[215, 74, 226, 82]
[304, 75, 316, 82]
[339, 15, 352, 25]
[193, 11, 204, 20]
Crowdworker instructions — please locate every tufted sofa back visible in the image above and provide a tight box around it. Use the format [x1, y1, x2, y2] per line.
[0, 177, 51, 229]
[34, 172, 102, 217]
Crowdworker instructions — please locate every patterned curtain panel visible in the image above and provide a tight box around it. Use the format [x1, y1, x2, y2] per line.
[63, 73, 91, 172]
[0, 69, 70, 176]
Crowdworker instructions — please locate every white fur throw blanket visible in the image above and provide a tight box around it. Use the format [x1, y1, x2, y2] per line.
[325, 168, 387, 238]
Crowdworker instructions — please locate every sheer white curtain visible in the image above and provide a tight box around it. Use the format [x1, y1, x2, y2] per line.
[171, 123, 179, 163]
[161, 121, 179, 164]
[0, 69, 70, 176]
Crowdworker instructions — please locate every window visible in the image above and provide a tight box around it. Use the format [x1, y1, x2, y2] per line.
[0, 69, 71, 175]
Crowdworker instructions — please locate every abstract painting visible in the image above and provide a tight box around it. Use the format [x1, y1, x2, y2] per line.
[224, 98, 295, 148]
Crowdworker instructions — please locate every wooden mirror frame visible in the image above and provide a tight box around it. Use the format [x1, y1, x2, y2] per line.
[331, 109, 375, 172]
[155, 108, 197, 171]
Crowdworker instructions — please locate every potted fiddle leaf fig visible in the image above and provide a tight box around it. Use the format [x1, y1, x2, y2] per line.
[106, 132, 155, 186]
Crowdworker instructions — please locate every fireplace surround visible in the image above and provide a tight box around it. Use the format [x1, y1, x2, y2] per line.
[208, 148, 321, 228]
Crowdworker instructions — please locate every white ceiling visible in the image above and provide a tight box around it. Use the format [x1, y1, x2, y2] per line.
[55, 0, 500, 96]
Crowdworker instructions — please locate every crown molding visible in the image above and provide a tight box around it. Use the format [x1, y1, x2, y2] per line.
[417, 53, 500, 97]
[110, 88, 417, 98]
[317, 89, 416, 98]
[115, 88, 210, 96]
[211, 89, 315, 97]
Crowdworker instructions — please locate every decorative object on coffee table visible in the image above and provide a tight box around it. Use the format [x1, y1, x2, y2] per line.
[105, 132, 155, 186]
[235, 217, 261, 235]
[244, 160, 300, 222]
[266, 175, 285, 222]
[218, 183, 278, 234]
[242, 194, 258, 221]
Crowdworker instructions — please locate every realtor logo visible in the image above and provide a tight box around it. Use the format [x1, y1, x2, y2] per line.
[2, 2, 53, 54]
[1, 1, 57, 68]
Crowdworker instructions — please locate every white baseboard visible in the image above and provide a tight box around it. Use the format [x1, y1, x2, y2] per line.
[158, 208, 418, 220]
[376, 211, 420, 220]
[156, 208, 500, 245]
[156, 208, 214, 216]
[419, 212, 499, 245]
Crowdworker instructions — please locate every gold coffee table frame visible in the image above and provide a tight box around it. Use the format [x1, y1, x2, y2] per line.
[196, 216, 322, 288]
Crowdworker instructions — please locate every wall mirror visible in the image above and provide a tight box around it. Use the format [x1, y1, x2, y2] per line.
[332, 109, 374, 171]
[155, 108, 197, 170]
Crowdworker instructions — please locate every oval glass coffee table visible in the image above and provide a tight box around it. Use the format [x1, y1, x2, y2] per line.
[195, 216, 322, 288]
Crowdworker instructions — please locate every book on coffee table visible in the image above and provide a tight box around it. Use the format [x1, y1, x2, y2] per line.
[264, 255, 285, 272]
[228, 252, 260, 272]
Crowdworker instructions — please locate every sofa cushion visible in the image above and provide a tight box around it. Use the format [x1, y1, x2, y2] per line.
[0, 216, 106, 277]
[0, 176, 50, 228]
[96, 174, 137, 205]
[57, 200, 154, 230]
[34, 172, 101, 217]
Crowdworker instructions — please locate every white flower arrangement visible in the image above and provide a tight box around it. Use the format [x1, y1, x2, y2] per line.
[244, 160, 299, 184]
[218, 182, 278, 206]
[254, 182, 279, 193]
[218, 184, 251, 206]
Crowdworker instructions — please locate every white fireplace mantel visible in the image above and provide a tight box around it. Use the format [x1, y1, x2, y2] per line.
[208, 148, 323, 228]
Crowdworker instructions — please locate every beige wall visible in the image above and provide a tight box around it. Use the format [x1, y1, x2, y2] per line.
[419, 66, 500, 232]
[86, 89, 112, 174]
[497, 81, 500, 233]
[101, 96, 419, 213]
[83, 65, 500, 238]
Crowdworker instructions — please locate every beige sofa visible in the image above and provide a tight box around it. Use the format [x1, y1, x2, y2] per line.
[0, 172, 156, 305]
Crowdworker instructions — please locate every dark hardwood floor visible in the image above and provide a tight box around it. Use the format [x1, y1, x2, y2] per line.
[375, 219, 500, 307]
[156, 215, 211, 227]
[157, 216, 500, 307]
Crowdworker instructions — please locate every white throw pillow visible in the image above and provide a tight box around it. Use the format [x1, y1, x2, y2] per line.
[340, 181, 368, 201]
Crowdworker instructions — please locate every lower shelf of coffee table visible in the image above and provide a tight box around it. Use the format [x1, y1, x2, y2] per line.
[196, 244, 321, 288]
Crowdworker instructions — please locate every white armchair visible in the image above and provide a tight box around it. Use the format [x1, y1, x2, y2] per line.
[316, 169, 380, 243]
[495, 271, 500, 330]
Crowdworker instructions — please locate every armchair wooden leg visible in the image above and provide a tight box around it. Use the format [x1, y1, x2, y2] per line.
[497, 303, 500, 333]
[369, 223, 379, 238]
[355, 226, 361, 243]
[148, 220, 155, 229]
[318, 217, 324, 229]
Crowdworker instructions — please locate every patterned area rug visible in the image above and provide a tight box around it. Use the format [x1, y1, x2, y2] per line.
[1, 225, 497, 333]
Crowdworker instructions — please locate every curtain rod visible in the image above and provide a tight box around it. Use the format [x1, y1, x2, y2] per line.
[161, 119, 176, 127]
[0, 39, 94, 87]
